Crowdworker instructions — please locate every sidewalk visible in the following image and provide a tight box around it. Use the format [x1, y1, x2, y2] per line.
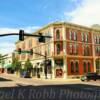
[0, 73, 81, 85]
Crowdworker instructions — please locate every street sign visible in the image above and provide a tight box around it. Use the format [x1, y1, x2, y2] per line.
[15, 50, 30, 54]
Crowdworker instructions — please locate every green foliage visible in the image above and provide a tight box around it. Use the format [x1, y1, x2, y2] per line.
[12, 57, 21, 71]
[24, 59, 33, 72]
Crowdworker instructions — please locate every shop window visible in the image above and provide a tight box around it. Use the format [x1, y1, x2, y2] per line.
[56, 43, 61, 54]
[71, 62, 74, 73]
[56, 29, 60, 40]
[55, 59, 63, 66]
[87, 62, 90, 72]
[83, 62, 87, 73]
[75, 62, 79, 72]
[96, 59, 100, 69]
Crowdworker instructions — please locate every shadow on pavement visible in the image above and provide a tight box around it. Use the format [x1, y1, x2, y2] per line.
[0, 84, 99, 100]
[0, 77, 12, 82]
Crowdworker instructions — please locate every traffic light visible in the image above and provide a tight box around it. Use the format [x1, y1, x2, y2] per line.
[19, 30, 24, 41]
[30, 49, 33, 55]
[18, 48, 21, 54]
[38, 33, 45, 43]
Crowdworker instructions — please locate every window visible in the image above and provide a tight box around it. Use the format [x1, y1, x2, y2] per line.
[74, 44, 78, 55]
[56, 43, 60, 54]
[96, 59, 100, 70]
[85, 33, 88, 42]
[95, 46, 100, 54]
[75, 62, 79, 72]
[73, 32, 77, 40]
[71, 62, 74, 73]
[84, 45, 90, 56]
[69, 31, 73, 40]
[99, 36, 100, 44]
[87, 62, 90, 72]
[29, 39, 32, 48]
[56, 29, 60, 40]
[97, 36, 99, 44]
[94, 36, 97, 43]
[69, 44, 73, 54]
[22, 42, 25, 49]
[81, 33, 84, 42]
[83, 62, 87, 73]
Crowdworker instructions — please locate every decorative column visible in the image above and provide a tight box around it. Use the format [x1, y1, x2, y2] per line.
[62, 25, 68, 79]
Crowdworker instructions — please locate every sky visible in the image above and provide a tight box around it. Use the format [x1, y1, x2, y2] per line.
[0, 0, 100, 54]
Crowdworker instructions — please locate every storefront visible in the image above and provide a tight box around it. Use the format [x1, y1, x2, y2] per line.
[54, 59, 64, 78]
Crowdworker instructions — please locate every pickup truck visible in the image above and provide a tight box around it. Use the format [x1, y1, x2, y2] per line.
[81, 72, 100, 81]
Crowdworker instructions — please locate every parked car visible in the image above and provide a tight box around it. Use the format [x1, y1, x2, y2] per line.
[81, 72, 100, 81]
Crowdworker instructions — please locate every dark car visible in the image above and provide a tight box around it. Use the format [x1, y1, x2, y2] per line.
[81, 72, 100, 81]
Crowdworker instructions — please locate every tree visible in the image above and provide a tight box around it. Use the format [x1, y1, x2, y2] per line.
[24, 59, 33, 72]
[12, 57, 21, 71]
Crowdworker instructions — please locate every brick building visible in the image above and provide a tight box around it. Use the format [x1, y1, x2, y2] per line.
[15, 21, 100, 79]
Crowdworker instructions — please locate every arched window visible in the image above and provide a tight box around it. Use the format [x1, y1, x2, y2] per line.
[81, 33, 84, 42]
[56, 43, 60, 54]
[69, 31, 73, 40]
[87, 62, 90, 72]
[73, 32, 77, 40]
[85, 33, 88, 42]
[83, 62, 87, 73]
[56, 29, 60, 39]
[71, 62, 74, 73]
[69, 44, 73, 54]
[75, 62, 79, 72]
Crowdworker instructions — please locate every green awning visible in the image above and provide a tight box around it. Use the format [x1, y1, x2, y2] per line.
[4, 64, 12, 69]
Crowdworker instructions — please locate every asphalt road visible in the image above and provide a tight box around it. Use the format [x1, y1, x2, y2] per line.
[0, 74, 100, 100]
[0, 83, 100, 100]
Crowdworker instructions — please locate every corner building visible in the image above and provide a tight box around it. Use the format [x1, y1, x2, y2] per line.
[15, 22, 100, 79]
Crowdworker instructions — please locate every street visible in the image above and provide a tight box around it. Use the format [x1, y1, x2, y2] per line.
[0, 73, 100, 100]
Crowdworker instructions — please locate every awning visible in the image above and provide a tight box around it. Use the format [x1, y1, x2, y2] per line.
[4, 64, 12, 69]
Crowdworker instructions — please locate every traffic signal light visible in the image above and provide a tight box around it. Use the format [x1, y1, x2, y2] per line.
[30, 49, 33, 55]
[19, 30, 24, 41]
[18, 48, 21, 54]
[38, 33, 45, 43]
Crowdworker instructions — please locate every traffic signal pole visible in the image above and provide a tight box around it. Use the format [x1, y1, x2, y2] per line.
[0, 30, 52, 79]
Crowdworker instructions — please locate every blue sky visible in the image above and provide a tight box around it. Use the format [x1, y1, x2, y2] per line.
[0, 0, 79, 27]
[0, 0, 99, 54]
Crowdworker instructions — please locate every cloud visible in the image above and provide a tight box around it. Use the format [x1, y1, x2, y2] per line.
[64, 0, 100, 26]
[0, 42, 15, 54]
[0, 26, 40, 54]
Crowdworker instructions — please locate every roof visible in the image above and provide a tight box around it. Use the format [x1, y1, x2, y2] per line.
[15, 21, 100, 44]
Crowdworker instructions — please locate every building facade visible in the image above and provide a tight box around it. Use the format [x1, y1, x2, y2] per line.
[15, 22, 100, 79]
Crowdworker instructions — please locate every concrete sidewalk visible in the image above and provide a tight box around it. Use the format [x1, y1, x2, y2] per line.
[0, 73, 81, 85]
